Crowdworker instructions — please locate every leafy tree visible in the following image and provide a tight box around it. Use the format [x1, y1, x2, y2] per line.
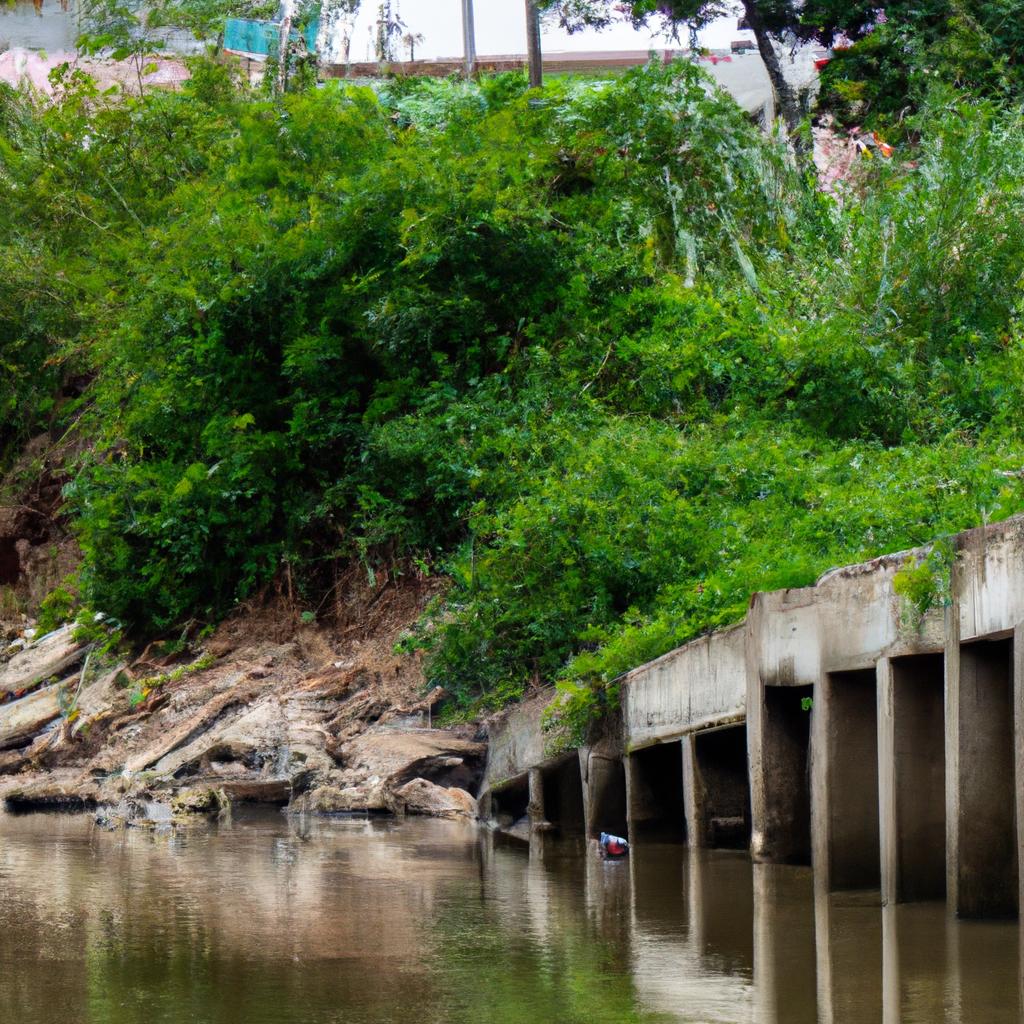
[543, 0, 1024, 136]
[540, 0, 811, 135]
[818, 0, 1024, 127]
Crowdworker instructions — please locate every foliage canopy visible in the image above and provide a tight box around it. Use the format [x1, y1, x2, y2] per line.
[4, 55, 1024, 732]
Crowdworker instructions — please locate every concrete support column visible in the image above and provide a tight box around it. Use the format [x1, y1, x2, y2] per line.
[527, 767, 545, 830]
[949, 634, 1017, 918]
[877, 657, 897, 906]
[945, 600, 960, 910]
[624, 752, 640, 845]
[681, 733, 703, 848]
[748, 666, 768, 859]
[810, 671, 830, 893]
[578, 747, 593, 837]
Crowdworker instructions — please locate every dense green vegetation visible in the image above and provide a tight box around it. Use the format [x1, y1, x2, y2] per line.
[547, 0, 1024, 136]
[3, 50, 1024, 734]
[819, 0, 1024, 129]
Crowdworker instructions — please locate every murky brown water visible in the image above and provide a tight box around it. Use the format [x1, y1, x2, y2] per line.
[0, 810, 1019, 1023]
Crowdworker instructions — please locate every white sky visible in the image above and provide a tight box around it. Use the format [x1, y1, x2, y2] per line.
[348, 1, 748, 61]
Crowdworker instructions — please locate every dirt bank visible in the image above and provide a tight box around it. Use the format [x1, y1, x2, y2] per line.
[0, 566, 484, 821]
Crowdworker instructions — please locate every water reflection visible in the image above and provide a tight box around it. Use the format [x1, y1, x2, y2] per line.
[0, 811, 1020, 1023]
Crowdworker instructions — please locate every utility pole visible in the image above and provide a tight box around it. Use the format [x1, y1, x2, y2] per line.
[525, 0, 542, 88]
[461, 0, 476, 78]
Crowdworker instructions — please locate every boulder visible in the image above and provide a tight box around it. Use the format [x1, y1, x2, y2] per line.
[393, 777, 478, 820]
[334, 729, 485, 790]
[170, 787, 227, 817]
[293, 781, 392, 814]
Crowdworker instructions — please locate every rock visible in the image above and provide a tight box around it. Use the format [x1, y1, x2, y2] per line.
[393, 778, 478, 820]
[219, 778, 291, 804]
[170, 787, 227, 817]
[0, 625, 84, 695]
[0, 683, 62, 751]
[123, 676, 259, 774]
[151, 698, 280, 777]
[292, 781, 392, 814]
[333, 729, 485, 790]
[3, 774, 100, 812]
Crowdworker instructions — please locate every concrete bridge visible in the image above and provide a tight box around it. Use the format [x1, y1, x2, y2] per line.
[482, 513, 1024, 920]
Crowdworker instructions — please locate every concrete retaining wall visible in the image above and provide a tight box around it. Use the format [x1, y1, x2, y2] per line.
[622, 625, 746, 751]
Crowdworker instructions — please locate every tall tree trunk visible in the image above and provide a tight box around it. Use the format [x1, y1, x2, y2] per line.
[461, 0, 476, 78]
[277, 0, 294, 94]
[740, 0, 802, 140]
[525, 0, 542, 88]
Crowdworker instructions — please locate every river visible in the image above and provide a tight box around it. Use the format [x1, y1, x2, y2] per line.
[0, 809, 1019, 1022]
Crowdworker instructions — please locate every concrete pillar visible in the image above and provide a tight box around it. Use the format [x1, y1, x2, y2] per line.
[949, 637, 1017, 918]
[681, 733, 702, 848]
[879, 654, 946, 905]
[527, 767, 545, 829]
[578, 747, 593, 836]
[814, 670, 880, 893]
[877, 657, 897, 907]
[624, 750, 641, 845]
[748, 651, 768, 859]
